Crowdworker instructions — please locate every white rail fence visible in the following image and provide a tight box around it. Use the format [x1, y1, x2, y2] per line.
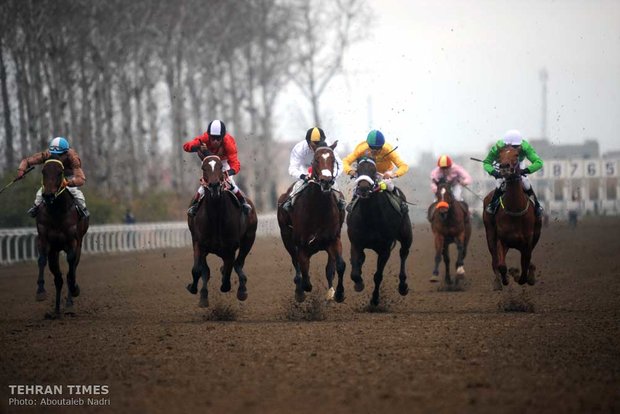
[0, 214, 280, 266]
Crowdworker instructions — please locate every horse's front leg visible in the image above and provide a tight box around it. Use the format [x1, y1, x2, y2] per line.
[326, 239, 346, 303]
[371, 249, 390, 307]
[497, 242, 509, 286]
[48, 250, 63, 315]
[350, 244, 366, 292]
[65, 244, 80, 312]
[199, 254, 210, 308]
[187, 241, 204, 294]
[455, 234, 466, 279]
[295, 248, 311, 303]
[431, 233, 443, 283]
[35, 239, 48, 301]
[233, 229, 256, 302]
[442, 243, 451, 285]
[485, 228, 502, 290]
[518, 247, 533, 286]
[220, 252, 235, 293]
[397, 226, 412, 296]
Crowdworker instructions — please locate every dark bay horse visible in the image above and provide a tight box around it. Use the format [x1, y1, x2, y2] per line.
[428, 179, 471, 286]
[483, 146, 542, 289]
[277, 144, 346, 303]
[347, 158, 412, 306]
[187, 155, 258, 307]
[35, 159, 89, 315]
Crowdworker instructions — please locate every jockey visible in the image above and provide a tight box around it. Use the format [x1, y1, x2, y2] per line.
[281, 127, 344, 212]
[430, 155, 472, 202]
[343, 129, 409, 213]
[182, 119, 252, 216]
[16, 136, 89, 218]
[483, 129, 544, 216]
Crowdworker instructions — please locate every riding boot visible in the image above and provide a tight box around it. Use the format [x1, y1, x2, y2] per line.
[282, 196, 293, 212]
[27, 204, 39, 218]
[337, 197, 346, 211]
[187, 196, 200, 217]
[76, 204, 90, 218]
[525, 188, 543, 217]
[346, 195, 358, 213]
[235, 191, 252, 215]
[485, 188, 503, 215]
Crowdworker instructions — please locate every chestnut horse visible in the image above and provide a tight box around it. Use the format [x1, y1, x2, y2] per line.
[187, 155, 258, 307]
[277, 144, 346, 303]
[35, 159, 89, 315]
[428, 178, 471, 286]
[347, 158, 412, 306]
[483, 146, 542, 289]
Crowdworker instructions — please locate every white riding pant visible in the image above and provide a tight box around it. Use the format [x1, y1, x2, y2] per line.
[35, 186, 86, 208]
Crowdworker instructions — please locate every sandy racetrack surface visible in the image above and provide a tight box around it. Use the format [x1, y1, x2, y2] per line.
[1, 217, 619, 413]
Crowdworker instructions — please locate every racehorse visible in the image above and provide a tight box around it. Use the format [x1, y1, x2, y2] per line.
[428, 178, 471, 286]
[347, 158, 412, 306]
[483, 146, 542, 289]
[277, 144, 346, 303]
[35, 159, 89, 315]
[187, 155, 258, 307]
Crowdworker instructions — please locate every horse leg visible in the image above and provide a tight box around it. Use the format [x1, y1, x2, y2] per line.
[65, 245, 79, 312]
[324, 247, 336, 301]
[199, 255, 210, 308]
[187, 241, 203, 295]
[48, 250, 63, 315]
[371, 249, 390, 306]
[326, 239, 346, 303]
[442, 243, 451, 285]
[280, 229, 301, 288]
[431, 234, 443, 283]
[485, 229, 502, 290]
[397, 226, 412, 296]
[497, 242, 509, 286]
[350, 244, 365, 292]
[35, 241, 48, 301]
[220, 252, 235, 293]
[233, 229, 256, 302]
[518, 248, 532, 285]
[455, 235, 466, 280]
[295, 249, 311, 303]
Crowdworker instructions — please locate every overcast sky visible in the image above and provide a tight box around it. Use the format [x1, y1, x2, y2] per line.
[276, 0, 620, 164]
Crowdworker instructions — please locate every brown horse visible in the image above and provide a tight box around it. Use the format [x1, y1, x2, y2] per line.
[347, 158, 412, 306]
[277, 144, 346, 303]
[428, 178, 471, 286]
[187, 155, 258, 307]
[483, 146, 542, 289]
[35, 159, 89, 315]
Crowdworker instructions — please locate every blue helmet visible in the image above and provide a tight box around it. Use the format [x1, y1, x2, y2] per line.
[49, 137, 70, 154]
[366, 130, 385, 150]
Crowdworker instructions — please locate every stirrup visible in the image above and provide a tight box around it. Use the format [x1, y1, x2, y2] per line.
[241, 203, 252, 215]
[485, 202, 497, 215]
[345, 203, 354, 213]
[187, 205, 198, 217]
[77, 206, 90, 218]
[400, 202, 409, 214]
[282, 199, 293, 212]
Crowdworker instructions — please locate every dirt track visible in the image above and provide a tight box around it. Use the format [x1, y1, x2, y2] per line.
[1, 217, 619, 413]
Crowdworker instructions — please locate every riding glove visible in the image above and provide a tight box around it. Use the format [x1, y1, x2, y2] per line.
[491, 170, 501, 179]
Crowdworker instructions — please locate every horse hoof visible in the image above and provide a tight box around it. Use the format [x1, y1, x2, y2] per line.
[186, 284, 198, 294]
[71, 284, 80, 297]
[198, 298, 209, 308]
[370, 298, 380, 307]
[429, 275, 440, 283]
[354, 282, 364, 292]
[36, 291, 47, 301]
[398, 284, 409, 296]
[303, 283, 313, 293]
[295, 290, 305, 303]
[325, 287, 335, 301]
[456, 266, 465, 276]
[237, 290, 248, 301]
[493, 278, 503, 291]
[518, 277, 528, 285]
[335, 291, 345, 303]
[220, 281, 231, 293]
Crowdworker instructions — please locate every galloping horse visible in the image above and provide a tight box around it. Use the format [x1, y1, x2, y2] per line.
[347, 158, 412, 306]
[428, 179, 471, 285]
[35, 159, 89, 315]
[483, 146, 542, 289]
[277, 144, 346, 303]
[187, 155, 258, 307]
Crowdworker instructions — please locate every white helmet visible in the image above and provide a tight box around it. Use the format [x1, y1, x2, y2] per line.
[503, 129, 523, 146]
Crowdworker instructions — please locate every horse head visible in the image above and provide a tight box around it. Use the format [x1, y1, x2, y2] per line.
[354, 157, 378, 199]
[434, 178, 455, 221]
[41, 159, 66, 206]
[201, 155, 225, 197]
[498, 145, 521, 181]
[311, 143, 338, 192]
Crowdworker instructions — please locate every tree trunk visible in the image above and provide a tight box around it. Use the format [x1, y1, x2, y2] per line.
[0, 38, 14, 169]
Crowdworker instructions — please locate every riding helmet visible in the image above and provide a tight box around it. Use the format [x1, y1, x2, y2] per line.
[503, 129, 523, 146]
[305, 127, 326, 144]
[49, 137, 70, 154]
[437, 155, 453, 168]
[207, 120, 226, 138]
[366, 130, 385, 150]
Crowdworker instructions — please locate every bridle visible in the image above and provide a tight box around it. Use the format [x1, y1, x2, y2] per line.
[353, 158, 380, 198]
[42, 159, 67, 203]
[311, 147, 337, 193]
